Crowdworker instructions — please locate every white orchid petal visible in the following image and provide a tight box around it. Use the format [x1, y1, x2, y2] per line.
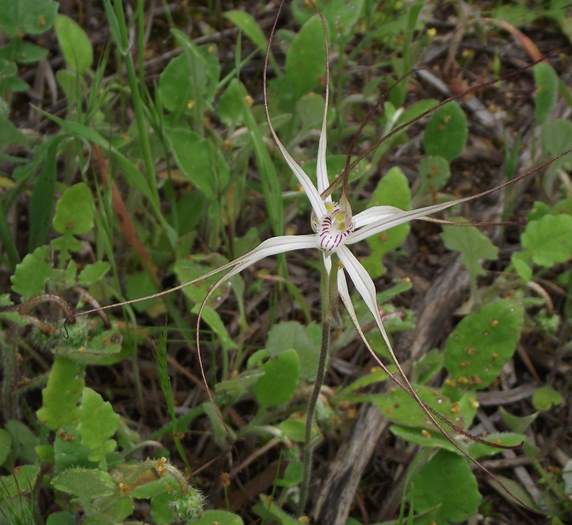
[316, 51, 330, 200]
[195, 233, 320, 400]
[337, 269, 406, 388]
[336, 246, 496, 467]
[351, 205, 405, 230]
[348, 197, 467, 245]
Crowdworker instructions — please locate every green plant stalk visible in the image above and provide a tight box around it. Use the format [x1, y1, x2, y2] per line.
[298, 260, 338, 515]
[109, 0, 161, 218]
[136, 0, 146, 79]
[0, 335, 17, 420]
[531, 458, 572, 512]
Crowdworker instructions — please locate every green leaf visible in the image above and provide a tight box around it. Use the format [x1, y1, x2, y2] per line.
[534, 63, 558, 125]
[28, 138, 60, 250]
[158, 54, 193, 113]
[0, 465, 40, 498]
[522, 214, 572, 267]
[364, 166, 411, 278]
[423, 101, 468, 161]
[51, 467, 116, 499]
[532, 384, 563, 412]
[266, 321, 318, 380]
[500, 408, 538, 433]
[5, 420, 38, 463]
[441, 223, 498, 280]
[252, 349, 300, 408]
[0, 40, 48, 64]
[390, 425, 458, 454]
[54, 14, 93, 74]
[78, 388, 120, 463]
[285, 15, 325, 99]
[488, 474, 538, 511]
[166, 127, 229, 199]
[291, 0, 364, 39]
[159, 30, 220, 113]
[11, 245, 51, 299]
[191, 303, 237, 351]
[78, 261, 111, 286]
[218, 79, 245, 127]
[366, 384, 465, 431]
[407, 451, 481, 523]
[37, 357, 84, 430]
[444, 300, 523, 389]
[53, 182, 95, 235]
[0, 105, 26, 148]
[0, 429, 11, 466]
[511, 252, 532, 282]
[542, 119, 572, 174]
[418, 155, 451, 195]
[46, 511, 76, 525]
[466, 432, 525, 459]
[224, 10, 267, 52]
[253, 495, 300, 525]
[54, 426, 96, 473]
[0, 59, 28, 94]
[189, 510, 244, 525]
[0, 0, 58, 37]
[130, 475, 181, 499]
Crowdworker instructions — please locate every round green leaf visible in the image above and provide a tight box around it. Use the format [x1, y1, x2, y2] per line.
[423, 101, 468, 161]
[532, 385, 563, 412]
[522, 214, 572, 267]
[408, 451, 481, 523]
[53, 182, 95, 235]
[444, 300, 523, 389]
[419, 155, 451, 193]
[252, 349, 300, 408]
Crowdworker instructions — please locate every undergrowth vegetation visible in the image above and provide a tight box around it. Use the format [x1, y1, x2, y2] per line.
[1, 1, 572, 524]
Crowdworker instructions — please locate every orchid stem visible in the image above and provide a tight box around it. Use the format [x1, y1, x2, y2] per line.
[299, 260, 337, 516]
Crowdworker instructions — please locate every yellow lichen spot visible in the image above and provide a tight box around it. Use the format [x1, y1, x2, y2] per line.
[470, 398, 480, 409]
[118, 482, 130, 494]
[346, 407, 357, 419]
[450, 402, 460, 414]
[426, 27, 437, 38]
[187, 99, 195, 110]
[207, 44, 216, 54]
[457, 376, 469, 385]
[298, 516, 311, 524]
[79, 346, 86, 353]
[445, 378, 457, 387]
[220, 472, 231, 488]
[491, 319, 499, 327]
[244, 95, 254, 107]
[421, 429, 432, 438]
[38, 15, 46, 28]
[491, 352, 499, 360]
[465, 347, 476, 356]
[460, 360, 470, 369]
